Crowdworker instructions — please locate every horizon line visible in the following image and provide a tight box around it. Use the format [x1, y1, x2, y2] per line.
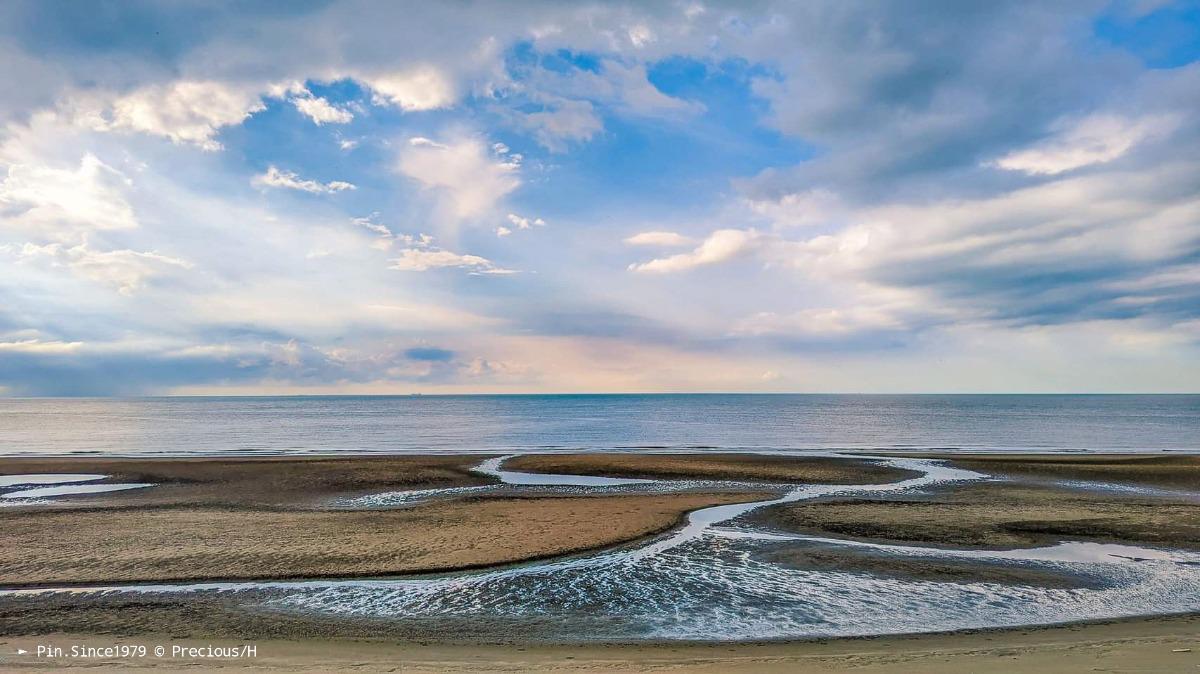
[2, 392, 1198, 400]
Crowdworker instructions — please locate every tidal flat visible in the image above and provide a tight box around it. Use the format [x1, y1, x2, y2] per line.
[0, 451, 1196, 672]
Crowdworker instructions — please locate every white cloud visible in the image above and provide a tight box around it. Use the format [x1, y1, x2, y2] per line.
[9, 239, 193, 295]
[291, 92, 354, 125]
[628, 229, 761, 273]
[990, 114, 1176, 176]
[389, 247, 515, 274]
[506, 213, 545, 229]
[624, 231, 694, 247]
[253, 166, 356, 194]
[73, 81, 266, 151]
[362, 67, 457, 111]
[626, 24, 656, 49]
[504, 55, 703, 151]
[0, 153, 137, 236]
[495, 213, 544, 238]
[351, 214, 394, 238]
[602, 61, 704, 117]
[515, 98, 604, 152]
[407, 136, 446, 149]
[789, 168, 1200, 279]
[396, 133, 520, 220]
[745, 189, 845, 228]
[733, 307, 903, 337]
[0, 339, 84, 354]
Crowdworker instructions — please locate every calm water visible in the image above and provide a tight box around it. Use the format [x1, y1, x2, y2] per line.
[0, 394, 1196, 456]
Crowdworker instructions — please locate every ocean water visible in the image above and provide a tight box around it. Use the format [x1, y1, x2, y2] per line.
[0, 394, 1197, 456]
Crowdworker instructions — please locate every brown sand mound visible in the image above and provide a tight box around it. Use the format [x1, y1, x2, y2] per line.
[749, 481, 1200, 550]
[934, 453, 1200, 491]
[505, 453, 919, 484]
[0, 492, 769, 586]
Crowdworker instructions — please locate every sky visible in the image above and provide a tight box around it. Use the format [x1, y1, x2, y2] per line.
[0, 1, 1198, 395]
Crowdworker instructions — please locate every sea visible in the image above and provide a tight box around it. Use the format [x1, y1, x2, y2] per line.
[0, 394, 1196, 456]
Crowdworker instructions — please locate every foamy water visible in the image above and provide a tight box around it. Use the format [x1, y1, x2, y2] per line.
[5, 454, 1198, 642]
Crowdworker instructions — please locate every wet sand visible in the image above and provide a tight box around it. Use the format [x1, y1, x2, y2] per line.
[1, 614, 1197, 672]
[506, 452, 920, 484]
[0, 491, 773, 586]
[934, 452, 1200, 490]
[748, 479, 1200, 550]
[0, 455, 491, 508]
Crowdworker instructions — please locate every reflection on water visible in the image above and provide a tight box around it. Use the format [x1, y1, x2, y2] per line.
[2, 395, 1197, 455]
[1, 482, 153, 499]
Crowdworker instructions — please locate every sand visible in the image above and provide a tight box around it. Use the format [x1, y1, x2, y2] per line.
[1, 615, 1197, 672]
[935, 452, 1200, 490]
[748, 480, 1200, 550]
[0, 455, 491, 508]
[505, 452, 920, 484]
[0, 491, 773, 586]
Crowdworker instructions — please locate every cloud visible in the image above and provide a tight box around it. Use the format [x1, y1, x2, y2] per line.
[745, 189, 845, 229]
[624, 231, 694, 247]
[71, 81, 266, 151]
[733, 307, 903, 337]
[396, 133, 520, 220]
[362, 66, 457, 111]
[0, 1, 1197, 394]
[291, 91, 354, 125]
[0, 153, 137, 236]
[602, 61, 704, 117]
[351, 214, 394, 239]
[511, 98, 604, 152]
[496, 212, 545, 238]
[7, 239, 193, 295]
[506, 212, 544, 229]
[252, 166, 356, 194]
[503, 57, 703, 151]
[0, 339, 84, 354]
[628, 229, 762, 273]
[747, 161, 1200, 329]
[990, 114, 1176, 176]
[389, 246, 515, 275]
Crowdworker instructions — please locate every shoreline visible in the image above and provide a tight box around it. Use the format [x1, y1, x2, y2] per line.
[3, 613, 1197, 672]
[1, 446, 1198, 459]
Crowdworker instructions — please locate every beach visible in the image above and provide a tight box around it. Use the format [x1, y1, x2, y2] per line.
[0, 451, 1196, 671]
[1, 614, 1197, 672]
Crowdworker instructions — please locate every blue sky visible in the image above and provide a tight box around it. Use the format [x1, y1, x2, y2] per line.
[0, 0, 1198, 395]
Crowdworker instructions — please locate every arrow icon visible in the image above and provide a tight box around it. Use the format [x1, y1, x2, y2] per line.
[16, 649, 27, 655]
